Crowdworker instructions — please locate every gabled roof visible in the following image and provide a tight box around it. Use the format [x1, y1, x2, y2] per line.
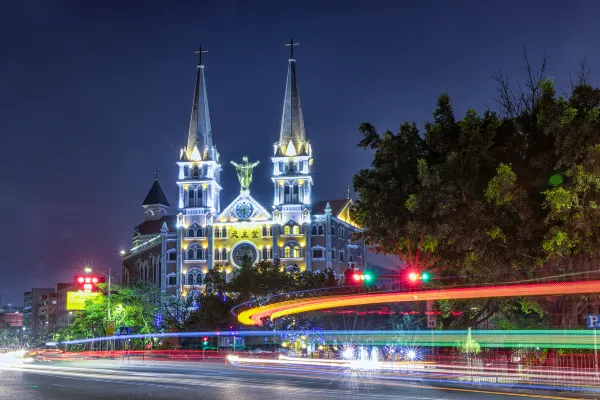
[312, 199, 350, 216]
[134, 215, 176, 235]
[218, 192, 271, 223]
[142, 178, 170, 207]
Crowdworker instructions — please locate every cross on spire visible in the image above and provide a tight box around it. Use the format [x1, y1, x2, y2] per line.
[154, 170, 158, 180]
[194, 44, 208, 66]
[285, 37, 299, 59]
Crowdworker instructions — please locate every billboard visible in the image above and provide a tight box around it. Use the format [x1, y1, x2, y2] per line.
[66, 291, 101, 310]
[73, 276, 105, 292]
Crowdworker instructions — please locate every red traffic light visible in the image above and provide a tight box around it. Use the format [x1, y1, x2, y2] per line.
[408, 272, 419, 282]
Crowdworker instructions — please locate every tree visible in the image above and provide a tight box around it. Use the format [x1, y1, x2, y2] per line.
[353, 58, 600, 328]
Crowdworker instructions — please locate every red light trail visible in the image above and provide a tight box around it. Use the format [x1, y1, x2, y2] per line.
[237, 280, 600, 325]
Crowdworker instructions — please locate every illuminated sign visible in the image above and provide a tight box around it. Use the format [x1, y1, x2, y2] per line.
[73, 276, 105, 292]
[66, 291, 101, 310]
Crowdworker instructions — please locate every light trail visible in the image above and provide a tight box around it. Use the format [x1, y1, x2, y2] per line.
[237, 280, 600, 325]
[49, 329, 600, 349]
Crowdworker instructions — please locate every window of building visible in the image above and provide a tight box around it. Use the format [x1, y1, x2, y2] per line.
[192, 165, 199, 176]
[215, 228, 221, 238]
[198, 248, 206, 260]
[188, 189, 194, 207]
[284, 225, 291, 235]
[293, 246, 300, 258]
[198, 188, 204, 207]
[202, 165, 209, 176]
[331, 246, 336, 260]
[331, 225, 336, 236]
[279, 161, 284, 172]
[214, 249, 220, 261]
[187, 273, 194, 285]
[299, 160, 305, 171]
[221, 227, 227, 238]
[289, 161, 296, 173]
[187, 249, 195, 260]
[262, 225, 272, 237]
[284, 246, 291, 258]
[221, 248, 227, 261]
[188, 228, 195, 237]
[292, 225, 300, 235]
[311, 225, 317, 235]
[339, 250, 345, 262]
[168, 276, 176, 286]
[262, 247, 271, 260]
[339, 227, 345, 239]
[198, 228, 205, 237]
[312, 248, 324, 259]
[318, 225, 324, 235]
[184, 166, 189, 176]
[349, 253, 354, 263]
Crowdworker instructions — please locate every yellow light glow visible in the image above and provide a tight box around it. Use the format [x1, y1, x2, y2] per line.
[225, 267, 232, 274]
[281, 342, 288, 348]
[202, 268, 208, 274]
[183, 269, 187, 274]
[183, 184, 190, 190]
[298, 180, 304, 184]
[318, 345, 324, 350]
[279, 181, 284, 186]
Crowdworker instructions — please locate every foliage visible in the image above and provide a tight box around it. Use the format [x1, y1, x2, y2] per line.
[353, 56, 600, 328]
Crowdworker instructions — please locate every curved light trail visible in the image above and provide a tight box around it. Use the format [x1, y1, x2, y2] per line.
[237, 280, 600, 325]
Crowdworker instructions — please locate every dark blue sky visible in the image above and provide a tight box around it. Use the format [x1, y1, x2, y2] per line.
[1, 0, 599, 305]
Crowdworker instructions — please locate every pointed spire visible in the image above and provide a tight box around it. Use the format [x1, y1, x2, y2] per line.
[278, 38, 306, 157]
[185, 45, 214, 161]
[142, 173, 170, 207]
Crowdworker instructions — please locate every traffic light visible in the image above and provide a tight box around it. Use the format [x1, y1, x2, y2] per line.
[352, 273, 373, 283]
[407, 272, 431, 283]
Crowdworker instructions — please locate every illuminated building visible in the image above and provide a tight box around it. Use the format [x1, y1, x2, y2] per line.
[122, 42, 365, 294]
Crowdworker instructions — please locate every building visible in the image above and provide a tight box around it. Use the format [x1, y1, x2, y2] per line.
[56, 283, 75, 329]
[122, 44, 365, 294]
[23, 288, 54, 339]
[0, 304, 23, 328]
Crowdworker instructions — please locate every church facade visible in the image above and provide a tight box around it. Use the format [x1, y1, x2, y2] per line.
[122, 44, 366, 294]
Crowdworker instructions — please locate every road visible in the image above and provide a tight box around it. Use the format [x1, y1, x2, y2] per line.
[0, 353, 583, 400]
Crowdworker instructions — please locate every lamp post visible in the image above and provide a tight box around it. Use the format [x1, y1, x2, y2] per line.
[84, 267, 112, 321]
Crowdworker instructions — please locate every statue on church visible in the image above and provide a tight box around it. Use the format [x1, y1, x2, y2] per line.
[231, 156, 259, 192]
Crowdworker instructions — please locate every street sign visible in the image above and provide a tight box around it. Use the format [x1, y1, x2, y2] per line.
[117, 327, 130, 336]
[427, 315, 437, 328]
[106, 321, 115, 336]
[587, 315, 600, 328]
[66, 291, 101, 310]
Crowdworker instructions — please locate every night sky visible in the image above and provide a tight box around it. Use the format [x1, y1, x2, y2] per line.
[1, 0, 599, 305]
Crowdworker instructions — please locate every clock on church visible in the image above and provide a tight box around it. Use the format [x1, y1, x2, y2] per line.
[235, 201, 254, 220]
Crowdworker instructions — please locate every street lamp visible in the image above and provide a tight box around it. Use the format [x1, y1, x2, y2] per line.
[85, 267, 112, 321]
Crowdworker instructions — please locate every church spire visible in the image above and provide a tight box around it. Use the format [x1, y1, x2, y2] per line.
[184, 44, 215, 161]
[278, 38, 307, 157]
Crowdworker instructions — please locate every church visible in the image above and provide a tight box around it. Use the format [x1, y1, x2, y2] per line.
[121, 42, 366, 294]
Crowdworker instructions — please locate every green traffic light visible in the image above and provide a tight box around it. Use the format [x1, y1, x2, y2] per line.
[421, 272, 430, 281]
[364, 273, 372, 281]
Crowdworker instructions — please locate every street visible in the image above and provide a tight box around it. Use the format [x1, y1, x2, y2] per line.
[0, 354, 583, 399]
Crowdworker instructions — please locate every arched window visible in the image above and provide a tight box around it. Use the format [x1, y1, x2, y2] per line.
[331, 226, 336, 236]
[339, 250, 345, 262]
[183, 166, 189, 177]
[214, 249, 220, 261]
[187, 248, 194, 260]
[311, 225, 317, 235]
[187, 228, 195, 237]
[349, 253, 354, 263]
[197, 188, 204, 207]
[221, 227, 227, 238]
[262, 225, 268, 237]
[293, 246, 300, 258]
[292, 225, 300, 235]
[318, 225, 324, 235]
[262, 247, 269, 260]
[202, 165, 208, 176]
[192, 165, 199, 176]
[198, 228, 205, 237]
[284, 225, 291, 235]
[198, 248, 205, 260]
[214, 228, 220, 238]
[221, 248, 227, 261]
[187, 272, 194, 285]
[284, 246, 291, 258]
[331, 246, 336, 260]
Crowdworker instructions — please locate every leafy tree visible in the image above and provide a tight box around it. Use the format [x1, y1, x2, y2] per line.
[353, 57, 600, 328]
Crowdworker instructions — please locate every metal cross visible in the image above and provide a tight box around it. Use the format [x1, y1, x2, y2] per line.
[194, 44, 208, 65]
[285, 37, 299, 58]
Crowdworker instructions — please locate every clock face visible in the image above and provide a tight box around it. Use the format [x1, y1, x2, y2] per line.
[235, 201, 254, 220]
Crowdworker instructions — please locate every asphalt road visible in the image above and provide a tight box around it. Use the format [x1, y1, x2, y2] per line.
[0, 354, 582, 400]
